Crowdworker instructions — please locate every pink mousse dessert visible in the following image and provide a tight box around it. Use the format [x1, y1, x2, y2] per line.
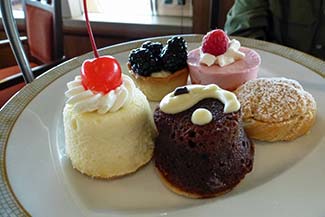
[188, 29, 261, 91]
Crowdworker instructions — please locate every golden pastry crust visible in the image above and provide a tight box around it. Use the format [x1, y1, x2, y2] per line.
[128, 63, 189, 101]
[235, 77, 317, 142]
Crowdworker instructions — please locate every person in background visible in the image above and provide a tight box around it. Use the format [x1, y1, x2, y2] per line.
[224, 0, 325, 59]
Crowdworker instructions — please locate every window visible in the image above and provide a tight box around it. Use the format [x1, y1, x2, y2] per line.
[91, 0, 152, 17]
[74, 0, 192, 26]
[11, 0, 22, 10]
[89, 0, 192, 17]
[0, 0, 24, 18]
[153, 0, 193, 17]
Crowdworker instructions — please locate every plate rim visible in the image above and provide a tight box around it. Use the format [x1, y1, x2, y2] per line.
[0, 34, 324, 217]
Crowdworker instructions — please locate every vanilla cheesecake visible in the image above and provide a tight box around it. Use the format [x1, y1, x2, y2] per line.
[63, 74, 156, 178]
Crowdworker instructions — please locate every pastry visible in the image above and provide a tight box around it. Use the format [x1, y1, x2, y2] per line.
[63, 56, 156, 178]
[128, 36, 189, 101]
[235, 77, 317, 141]
[154, 84, 254, 198]
[187, 29, 261, 90]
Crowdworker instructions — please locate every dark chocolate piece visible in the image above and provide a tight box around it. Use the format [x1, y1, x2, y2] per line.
[174, 86, 189, 96]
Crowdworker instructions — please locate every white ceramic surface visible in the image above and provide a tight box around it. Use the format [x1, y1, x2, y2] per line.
[2, 37, 325, 217]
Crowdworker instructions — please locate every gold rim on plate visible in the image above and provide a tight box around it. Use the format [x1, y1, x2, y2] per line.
[0, 35, 324, 216]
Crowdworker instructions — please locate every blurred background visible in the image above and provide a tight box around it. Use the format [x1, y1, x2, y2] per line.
[0, 0, 231, 62]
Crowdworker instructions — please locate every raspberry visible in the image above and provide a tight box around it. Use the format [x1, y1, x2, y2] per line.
[201, 29, 229, 56]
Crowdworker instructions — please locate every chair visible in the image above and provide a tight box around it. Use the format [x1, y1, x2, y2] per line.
[0, 0, 65, 107]
[210, 0, 235, 29]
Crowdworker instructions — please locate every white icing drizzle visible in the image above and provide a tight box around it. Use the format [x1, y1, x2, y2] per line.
[65, 74, 135, 114]
[191, 108, 213, 125]
[200, 39, 246, 67]
[160, 84, 240, 114]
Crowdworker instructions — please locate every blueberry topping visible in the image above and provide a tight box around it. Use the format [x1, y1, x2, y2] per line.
[141, 41, 163, 57]
[128, 37, 188, 76]
[128, 48, 161, 76]
[166, 36, 187, 52]
[161, 36, 188, 72]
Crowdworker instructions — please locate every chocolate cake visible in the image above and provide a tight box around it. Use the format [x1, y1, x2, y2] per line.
[154, 85, 254, 198]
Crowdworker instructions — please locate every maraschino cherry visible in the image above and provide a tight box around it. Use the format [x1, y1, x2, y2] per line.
[81, 0, 122, 94]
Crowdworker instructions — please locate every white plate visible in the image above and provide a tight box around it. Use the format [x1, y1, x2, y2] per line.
[1, 35, 325, 217]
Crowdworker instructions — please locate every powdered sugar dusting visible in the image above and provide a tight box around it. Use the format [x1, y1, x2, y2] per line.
[235, 77, 315, 123]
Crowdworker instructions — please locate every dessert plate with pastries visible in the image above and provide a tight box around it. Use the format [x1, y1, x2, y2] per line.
[1, 33, 325, 217]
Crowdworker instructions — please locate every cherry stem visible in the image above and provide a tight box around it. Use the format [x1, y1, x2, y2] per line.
[83, 0, 99, 58]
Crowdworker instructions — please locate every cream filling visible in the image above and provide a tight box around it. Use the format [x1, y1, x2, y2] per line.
[200, 39, 246, 67]
[160, 84, 240, 114]
[65, 74, 135, 114]
[150, 71, 172, 78]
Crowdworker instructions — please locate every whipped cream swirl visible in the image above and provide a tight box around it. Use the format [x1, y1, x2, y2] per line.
[65, 74, 135, 114]
[200, 39, 246, 67]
